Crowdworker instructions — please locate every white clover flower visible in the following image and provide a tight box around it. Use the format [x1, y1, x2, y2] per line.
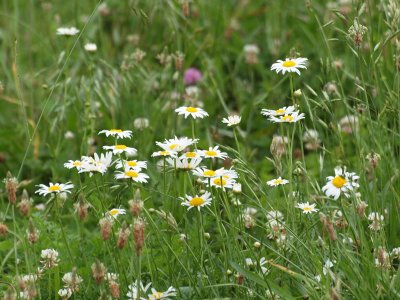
[134, 118, 149, 130]
[222, 115, 241, 127]
[271, 57, 308, 75]
[84, 43, 97, 52]
[175, 106, 209, 119]
[35, 182, 74, 196]
[41, 249, 59, 268]
[56, 27, 79, 36]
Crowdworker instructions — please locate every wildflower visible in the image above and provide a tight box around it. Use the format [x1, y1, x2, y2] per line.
[222, 115, 241, 127]
[115, 159, 147, 170]
[180, 192, 212, 210]
[129, 198, 143, 218]
[267, 177, 289, 187]
[320, 213, 337, 241]
[62, 269, 83, 293]
[207, 176, 236, 190]
[245, 257, 268, 274]
[114, 166, 149, 183]
[64, 131, 75, 139]
[64, 160, 83, 170]
[41, 249, 59, 269]
[35, 182, 74, 196]
[271, 57, 308, 75]
[322, 259, 335, 276]
[103, 144, 137, 155]
[117, 226, 130, 249]
[18, 190, 32, 216]
[295, 202, 318, 214]
[133, 219, 145, 256]
[322, 167, 359, 200]
[84, 43, 97, 52]
[261, 106, 295, 117]
[98, 129, 132, 139]
[184, 67, 202, 85]
[356, 201, 368, 217]
[27, 220, 39, 244]
[151, 150, 177, 158]
[303, 129, 321, 151]
[175, 106, 209, 119]
[56, 27, 79, 36]
[192, 167, 225, 178]
[126, 281, 152, 300]
[368, 212, 384, 231]
[180, 151, 201, 159]
[156, 136, 198, 152]
[254, 241, 261, 248]
[134, 118, 149, 130]
[270, 135, 288, 158]
[197, 146, 228, 159]
[4, 171, 18, 204]
[166, 156, 202, 171]
[366, 152, 381, 169]
[233, 182, 242, 193]
[99, 218, 113, 240]
[391, 247, 400, 259]
[105, 208, 126, 219]
[185, 86, 200, 100]
[79, 152, 113, 176]
[91, 261, 107, 284]
[339, 115, 359, 134]
[74, 198, 90, 220]
[0, 222, 8, 237]
[375, 247, 390, 268]
[294, 89, 302, 97]
[268, 111, 305, 123]
[148, 286, 177, 300]
[348, 19, 368, 47]
[243, 44, 260, 64]
[58, 288, 72, 300]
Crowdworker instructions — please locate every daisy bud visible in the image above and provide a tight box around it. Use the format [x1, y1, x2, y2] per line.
[64, 131, 75, 140]
[203, 232, 210, 239]
[74, 194, 90, 221]
[27, 220, 39, 244]
[18, 190, 32, 216]
[226, 269, 233, 275]
[91, 260, 107, 284]
[294, 89, 302, 97]
[179, 233, 187, 241]
[117, 226, 130, 249]
[99, 218, 113, 241]
[319, 213, 337, 241]
[253, 241, 261, 248]
[0, 222, 8, 237]
[133, 218, 145, 256]
[133, 117, 149, 130]
[356, 201, 368, 217]
[109, 280, 120, 299]
[4, 171, 18, 204]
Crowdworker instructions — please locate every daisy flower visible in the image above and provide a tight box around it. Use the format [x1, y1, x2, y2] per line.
[296, 202, 318, 214]
[267, 177, 289, 187]
[322, 167, 359, 200]
[156, 136, 198, 152]
[222, 115, 241, 127]
[35, 182, 74, 196]
[261, 106, 295, 117]
[148, 286, 177, 300]
[98, 129, 132, 139]
[192, 167, 226, 179]
[197, 146, 229, 160]
[115, 159, 147, 170]
[105, 208, 126, 219]
[180, 151, 201, 159]
[166, 156, 203, 171]
[126, 281, 151, 300]
[115, 166, 149, 183]
[180, 192, 212, 211]
[103, 145, 137, 155]
[79, 152, 113, 176]
[207, 177, 236, 190]
[271, 57, 308, 75]
[64, 160, 83, 170]
[245, 257, 268, 274]
[151, 150, 177, 158]
[268, 111, 305, 123]
[175, 106, 209, 119]
[56, 27, 79, 36]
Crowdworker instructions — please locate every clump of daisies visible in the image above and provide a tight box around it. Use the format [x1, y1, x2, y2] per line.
[261, 105, 305, 123]
[322, 166, 359, 200]
[271, 57, 308, 75]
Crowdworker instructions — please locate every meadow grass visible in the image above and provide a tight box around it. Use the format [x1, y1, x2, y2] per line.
[1, 0, 400, 299]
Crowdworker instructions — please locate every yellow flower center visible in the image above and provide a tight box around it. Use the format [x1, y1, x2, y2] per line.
[332, 176, 346, 188]
[150, 292, 164, 300]
[185, 152, 197, 158]
[109, 209, 119, 216]
[159, 151, 170, 156]
[282, 60, 296, 67]
[169, 144, 179, 150]
[127, 161, 137, 167]
[275, 109, 285, 114]
[189, 197, 205, 206]
[115, 145, 127, 150]
[281, 115, 294, 122]
[48, 185, 61, 192]
[213, 178, 227, 186]
[73, 161, 81, 166]
[186, 107, 198, 113]
[205, 150, 217, 156]
[110, 129, 122, 133]
[125, 171, 138, 178]
[203, 170, 216, 177]
[303, 206, 312, 212]
[274, 179, 283, 185]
